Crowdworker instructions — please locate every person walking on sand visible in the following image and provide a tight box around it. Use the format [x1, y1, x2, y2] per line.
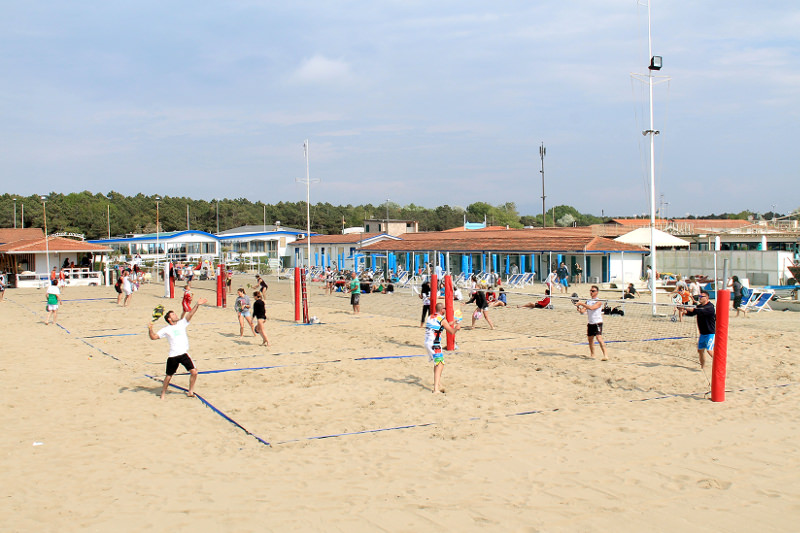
[234, 288, 256, 337]
[122, 269, 134, 307]
[252, 291, 270, 346]
[255, 275, 268, 298]
[45, 279, 61, 324]
[419, 280, 432, 327]
[575, 285, 608, 361]
[349, 272, 361, 314]
[681, 290, 715, 369]
[425, 302, 460, 394]
[465, 289, 494, 329]
[148, 297, 208, 399]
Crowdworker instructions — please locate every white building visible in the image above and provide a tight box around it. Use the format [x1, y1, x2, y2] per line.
[216, 224, 307, 269]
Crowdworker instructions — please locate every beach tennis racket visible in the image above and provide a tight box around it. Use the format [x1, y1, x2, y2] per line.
[570, 292, 580, 304]
[670, 293, 682, 304]
[151, 304, 165, 323]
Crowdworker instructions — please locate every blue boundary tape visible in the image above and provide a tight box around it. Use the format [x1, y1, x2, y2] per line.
[173, 355, 428, 376]
[144, 374, 271, 447]
[575, 335, 690, 345]
[82, 333, 140, 339]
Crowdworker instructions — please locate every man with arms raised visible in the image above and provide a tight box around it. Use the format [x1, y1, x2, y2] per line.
[148, 297, 208, 399]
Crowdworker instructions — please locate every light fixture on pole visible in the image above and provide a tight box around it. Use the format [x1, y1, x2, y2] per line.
[539, 142, 546, 228]
[41, 195, 50, 278]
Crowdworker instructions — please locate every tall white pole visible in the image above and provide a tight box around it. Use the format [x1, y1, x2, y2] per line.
[305, 139, 311, 269]
[13, 198, 17, 228]
[42, 197, 50, 278]
[647, 0, 658, 313]
[107, 204, 111, 239]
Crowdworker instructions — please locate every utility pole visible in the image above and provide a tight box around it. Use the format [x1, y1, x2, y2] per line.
[539, 142, 546, 227]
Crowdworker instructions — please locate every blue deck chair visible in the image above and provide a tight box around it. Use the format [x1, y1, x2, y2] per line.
[742, 289, 774, 313]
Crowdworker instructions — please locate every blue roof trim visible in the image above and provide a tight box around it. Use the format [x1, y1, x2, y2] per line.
[217, 230, 312, 240]
[89, 230, 219, 244]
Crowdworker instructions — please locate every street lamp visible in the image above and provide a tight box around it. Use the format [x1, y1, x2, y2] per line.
[41, 196, 50, 279]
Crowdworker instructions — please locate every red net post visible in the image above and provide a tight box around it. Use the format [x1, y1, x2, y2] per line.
[430, 274, 438, 313]
[169, 262, 175, 298]
[444, 275, 455, 350]
[216, 264, 224, 307]
[711, 289, 730, 402]
[294, 267, 301, 322]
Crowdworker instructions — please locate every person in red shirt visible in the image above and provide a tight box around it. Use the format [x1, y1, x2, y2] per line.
[518, 289, 551, 309]
[180, 281, 193, 319]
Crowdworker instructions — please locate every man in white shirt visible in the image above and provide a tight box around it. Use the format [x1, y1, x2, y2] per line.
[148, 297, 208, 399]
[575, 285, 608, 361]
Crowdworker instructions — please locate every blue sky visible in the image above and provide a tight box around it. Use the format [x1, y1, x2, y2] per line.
[1, 1, 798, 218]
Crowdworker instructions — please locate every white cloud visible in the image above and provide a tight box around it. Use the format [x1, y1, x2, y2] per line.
[288, 54, 354, 85]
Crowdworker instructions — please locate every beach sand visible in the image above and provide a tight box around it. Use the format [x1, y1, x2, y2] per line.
[1, 276, 798, 531]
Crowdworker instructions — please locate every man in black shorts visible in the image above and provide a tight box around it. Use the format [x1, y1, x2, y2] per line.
[148, 297, 208, 399]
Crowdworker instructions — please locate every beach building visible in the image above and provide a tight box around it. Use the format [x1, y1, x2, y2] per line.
[216, 224, 308, 270]
[595, 218, 800, 285]
[363, 219, 419, 237]
[0, 228, 111, 287]
[290, 233, 400, 270]
[89, 230, 220, 264]
[294, 226, 647, 283]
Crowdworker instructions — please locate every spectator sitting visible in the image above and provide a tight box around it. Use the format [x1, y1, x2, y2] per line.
[518, 290, 551, 309]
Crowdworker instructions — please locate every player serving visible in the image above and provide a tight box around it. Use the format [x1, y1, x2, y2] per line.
[148, 297, 208, 399]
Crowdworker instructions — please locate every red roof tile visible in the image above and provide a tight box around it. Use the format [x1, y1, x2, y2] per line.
[360, 228, 645, 253]
[0, 236, 112, 254]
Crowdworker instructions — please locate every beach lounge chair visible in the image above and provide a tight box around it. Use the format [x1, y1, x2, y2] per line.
[742, 289, 774, 313]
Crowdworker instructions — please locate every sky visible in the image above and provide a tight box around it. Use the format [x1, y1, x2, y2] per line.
[1, 1, 798, 219]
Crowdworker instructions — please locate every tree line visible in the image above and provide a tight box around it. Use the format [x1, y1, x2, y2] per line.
[0, 191, 783, 240]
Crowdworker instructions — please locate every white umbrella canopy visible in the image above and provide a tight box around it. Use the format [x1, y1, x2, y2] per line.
[614, 227, 690, 248]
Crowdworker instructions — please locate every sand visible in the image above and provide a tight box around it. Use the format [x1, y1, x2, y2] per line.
[1, 275, 799, 532]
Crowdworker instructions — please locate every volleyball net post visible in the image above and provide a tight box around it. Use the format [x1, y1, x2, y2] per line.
[430, 273, 438, 313]
[444, 275, 455, 350]
[216, 263, 226, 308]
[294, 267, 301, 322]
[711, 289, 730, 402]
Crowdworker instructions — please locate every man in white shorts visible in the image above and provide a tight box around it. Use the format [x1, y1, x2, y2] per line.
[122, 270, 134, 307]
[45, 279, 61, 324]
[148, 297, 208, 399]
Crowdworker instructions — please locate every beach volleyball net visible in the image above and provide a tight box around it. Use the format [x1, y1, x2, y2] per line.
[360, 286, 700, 363]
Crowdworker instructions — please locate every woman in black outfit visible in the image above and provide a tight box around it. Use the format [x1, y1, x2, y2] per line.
[252, 291, 270, 346]
[419, 281, 432, 327]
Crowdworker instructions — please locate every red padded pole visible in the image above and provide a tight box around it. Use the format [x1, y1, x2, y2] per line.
[444, 275, 455, 350]
[711, 289, 730, 402]
[294, 267, 301, 322]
